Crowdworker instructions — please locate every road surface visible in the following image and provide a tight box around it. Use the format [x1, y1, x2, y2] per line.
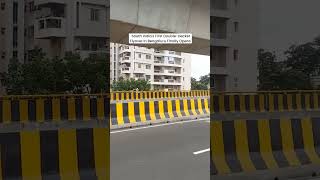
[111, 118, 210, 180]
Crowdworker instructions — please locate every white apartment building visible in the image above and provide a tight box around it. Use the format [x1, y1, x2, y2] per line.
[211, 0, 258, 91]
[110, 43, 191, 91]
[0, 0, 108, 94]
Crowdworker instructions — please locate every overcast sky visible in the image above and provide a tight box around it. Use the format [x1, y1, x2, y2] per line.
[259, 0, 320, 54]
[190, 54, 210, 80]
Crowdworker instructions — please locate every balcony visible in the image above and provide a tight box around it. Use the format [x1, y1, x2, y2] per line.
[35, 17, 66, 39]
[35, 0, 66, 6]
[212, 0, 228, 10]
[121, 67, 131, 73]
[212, 47, 227, 67]
[153, 79, 182, 85]
[154, 69, 182, 76]
[154, 60, 182, 67]
[211, 0, 231, 18]
[213, 75, 227, 91]
[120, 56, 131, 63]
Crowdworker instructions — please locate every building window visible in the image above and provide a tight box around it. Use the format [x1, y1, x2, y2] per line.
[234, 77, 238, 88]
[13, 2, 18, 24]
[76, 2, 80, 28]
[234, 0, 238, 7]
[1, 28, 5, 35]
[13, 51, 18, 59]
[234, 22, 239, 32]
[28, 26, 34, 38]
[39, 20, 45, 29]
[91, 42, 98, 51]
[29, 1, 35, 12]
[146, 55, 151, 59]
[146, 65, 151, 69]
[233, 49, 239, 61]
[1, 2, 5, 10]
[81, 40, 90, 50]
[13, 27, 18, 48]
[138, 63, 141, 68]
[1, 52, 5, 59]
[90, 9, 100, 21]
[138, 53, 141, 58]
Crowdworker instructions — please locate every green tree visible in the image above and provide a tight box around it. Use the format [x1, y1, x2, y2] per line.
[1, 49, 109, 95]
[258, 36, 320, 90]
[112, 78, 151, 91]
[257, 49, 282, 90]
[0, 58, 24, 95]
[199, 74, 210, 87]
[191, 77, 208, 90]
[83, 54, 109, 93]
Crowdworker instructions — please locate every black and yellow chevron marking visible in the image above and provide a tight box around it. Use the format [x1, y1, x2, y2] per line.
[211, 117, 320, 175]
[211, 93, 320, 113]
[110, 98, 210, 126]
[0, 96, 109, 124]
[0, 127, 109, 180]
[110, 90, 210, 101]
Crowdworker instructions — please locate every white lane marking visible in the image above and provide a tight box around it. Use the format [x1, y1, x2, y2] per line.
[193, 148, 210, 155]
[111, 118, 209, 134]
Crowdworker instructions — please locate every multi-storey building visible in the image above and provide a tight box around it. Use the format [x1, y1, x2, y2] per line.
[211, 0, 258, 91]
[110, 43, 191, 91]
[0, 0, 109, 94]
[110, 42, 120, 83]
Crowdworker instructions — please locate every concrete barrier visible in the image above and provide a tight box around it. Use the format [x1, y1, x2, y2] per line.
[111, 90, 209, 101]
[0, 95, 110, 180]
[0, 127, 109, 179]
[212, 91, 320, 113]
[0, 95, 109, 124]
[211, 117, 320, 176]
[110, 97, 210, 129]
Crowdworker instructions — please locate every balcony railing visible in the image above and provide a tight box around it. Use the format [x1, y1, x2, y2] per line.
[121, 57, 130, 61]
[122, 67, 130, 71]
[35, 17, 66, 38]
[154, 79, 164, 82]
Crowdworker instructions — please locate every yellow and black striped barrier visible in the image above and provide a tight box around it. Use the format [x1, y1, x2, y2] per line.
[212, 91, 320, 113]
[110, 90, 209, 101]
[0, 94, 110, 179]
[211, 117, 320, 175]
[0, 95, 109, 124]
[110, 97, 210, 126]
[0, 127, 109, 179]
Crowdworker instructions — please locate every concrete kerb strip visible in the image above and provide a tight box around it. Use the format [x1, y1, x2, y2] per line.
[111, 114, 209, 130]
[212, 164, 320, 180]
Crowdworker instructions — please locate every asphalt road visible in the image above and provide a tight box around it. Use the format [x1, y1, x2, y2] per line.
[111, 118, 210, 180]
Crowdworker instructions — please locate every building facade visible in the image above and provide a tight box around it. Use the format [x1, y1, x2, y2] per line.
[211, 0, 258, 91]
[0, 0, 108, 94]
[110, 43, 191, 91]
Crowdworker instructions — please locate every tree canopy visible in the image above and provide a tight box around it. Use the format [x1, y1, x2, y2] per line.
[111, 78, 151, 91]
[0, 48, 109, 95]
[258, 36, 320, 90]
[191, 74, 209, 90]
